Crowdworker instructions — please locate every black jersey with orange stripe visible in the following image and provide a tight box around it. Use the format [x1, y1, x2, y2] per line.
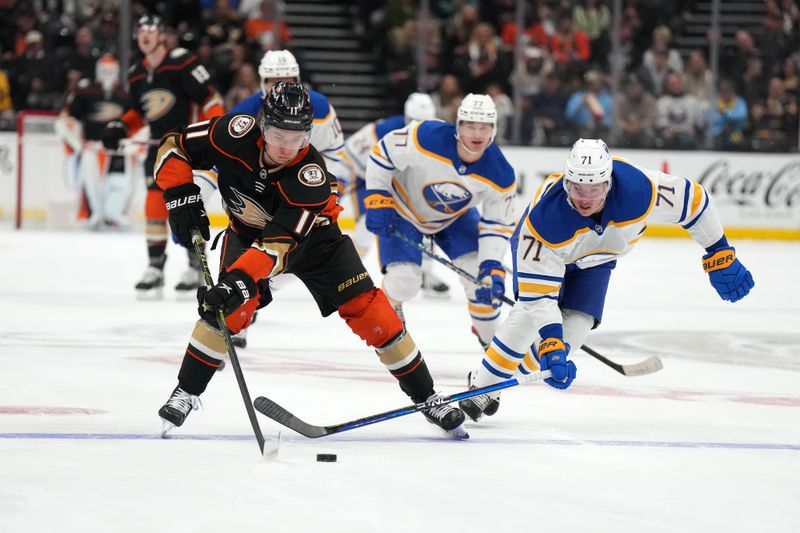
[156, 113, 340, 247]
[126, 47, 221, 139]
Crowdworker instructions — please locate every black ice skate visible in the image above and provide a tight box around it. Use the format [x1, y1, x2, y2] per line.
[458, 371, 501, 422]
[421, 272, 450, 299]
[158, 386, 201, 436]
[135, 265, 165, 299]
[422, 393, 468, 439]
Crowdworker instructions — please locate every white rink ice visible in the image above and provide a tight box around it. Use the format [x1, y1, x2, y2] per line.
[1, 229, 799, 533]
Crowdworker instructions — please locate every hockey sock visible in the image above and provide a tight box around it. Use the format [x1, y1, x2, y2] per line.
[376, 331, 434, 403]
[177, 320, 226, 395]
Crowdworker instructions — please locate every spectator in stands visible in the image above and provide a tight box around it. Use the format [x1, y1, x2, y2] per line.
[760, 8, 792, 77]
[565, 70, 611, 139]
[95, 12, 119, 55]
[721, 30, 759, 86]
[614, 73, 657, 148]
[0, 67, 13, 129]
[638, 45, 671, 97]
[750, 76, 799, 152]
[224, 63, 259, 109]
[573, 0, 611, 70]
[655, 72, 706, 149]
[9, 9, 37, 58]
[487, 82, 514, 144]
[444, 3, 481, 62]
[244, 0, 292, 51]
[609, 19, 637, 75]
[385, 18, 418, 104]
[548, 10, 591, 74]
[12, 31, 60, 110]
[711, 80, 748, 150]
[684, 49, 712, 105]
[432, 73, 463, 123]
[525, 2, 558, 49]
[63, 26, 99, 91]
[202, 0, 245, 48]
[739, 50, 767, 106]
[453, 22, 512, 94]
[510, 45, 554, 98]
[781, 55, 800, 96]
[642, 25, 683, 75]
[529, 71, 569, 146]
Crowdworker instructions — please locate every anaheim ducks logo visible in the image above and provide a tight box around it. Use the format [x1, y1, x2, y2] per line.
[298, 164, 325, 187]
[225, 187, 273, 228]
[422, 181, 472, 214]
[141, 89, 176, 121]
[89, 101, 125, 122]
[228, 115, 255, 138]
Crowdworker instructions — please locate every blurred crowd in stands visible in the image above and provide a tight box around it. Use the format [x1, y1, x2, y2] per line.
[1, 0, 799, 152]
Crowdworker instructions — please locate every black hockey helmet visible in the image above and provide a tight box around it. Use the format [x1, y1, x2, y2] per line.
[262, 81, 314, 133]
[137, 14, 164, 32]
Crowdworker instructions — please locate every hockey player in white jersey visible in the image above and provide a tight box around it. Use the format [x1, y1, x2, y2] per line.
[365, 94, 517, 346]
[459, 138, 755, 422]
[345, 92, 451, 297]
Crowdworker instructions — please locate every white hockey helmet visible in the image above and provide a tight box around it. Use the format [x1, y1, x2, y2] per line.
[258, 50, 300, 83]
[456, 93, 497, 144]
[95, 54, 120, 92]
[563, 138, 613, 184]
[403, 92, 436, 122]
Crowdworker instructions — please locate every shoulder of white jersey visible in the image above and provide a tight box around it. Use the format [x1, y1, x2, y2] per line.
[604, 158, 656, 227]
[230, 91, 263, 116]
[527, 174, 586, 247]
[374, 114, 406, 139]
[308, 89, 332, 122]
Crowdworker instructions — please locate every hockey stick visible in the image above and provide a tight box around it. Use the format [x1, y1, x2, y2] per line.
[254, 369, 552, 438]
[392, 231, 663, 376]
[191, 231, 271, 456]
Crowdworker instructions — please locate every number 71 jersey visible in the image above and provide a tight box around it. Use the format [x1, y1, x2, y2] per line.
[514, 158, 725, 306]
[366, 120, 517, 237]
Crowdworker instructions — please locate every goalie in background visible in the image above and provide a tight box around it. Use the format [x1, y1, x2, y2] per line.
[56, 54, 132, 230]
[459, 139, 754, 422]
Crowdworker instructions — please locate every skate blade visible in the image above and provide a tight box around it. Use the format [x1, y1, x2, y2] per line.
[136, 287, 164, 300]
[446, 425, 469, 440]
[160, 419, 176, 438]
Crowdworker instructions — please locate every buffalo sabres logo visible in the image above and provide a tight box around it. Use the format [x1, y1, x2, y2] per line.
[140, 89, 176, 121]
[298, 164, 325, 187]
[229, 115, 255, 138]
[422, 182, 472, 214]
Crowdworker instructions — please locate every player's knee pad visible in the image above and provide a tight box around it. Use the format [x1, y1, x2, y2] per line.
[562, 308, 595, 353]
[382, 262, 422, 302]
[453, 252, 480, 294]
[338, 287, 404, 347]
[145, 188, 168, 220]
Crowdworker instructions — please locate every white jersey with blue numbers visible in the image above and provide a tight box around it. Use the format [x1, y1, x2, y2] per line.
[366, 120, 517, 262]
[512, 157, 725, 329]
[344, 114, 406, 180]
[231, 88, 349, 182]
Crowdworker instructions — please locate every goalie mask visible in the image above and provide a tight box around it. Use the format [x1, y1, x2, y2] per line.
[563, 138, 613, 216]
[95, 54, 120, 93]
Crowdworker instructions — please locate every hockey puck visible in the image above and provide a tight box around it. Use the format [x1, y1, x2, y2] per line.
[316, 453, 337, 462]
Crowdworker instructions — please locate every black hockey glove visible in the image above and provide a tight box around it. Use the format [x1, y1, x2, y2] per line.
[164, 183, 210, 248]
[197, 269, 257, 321]
[102, 120, 128, 150]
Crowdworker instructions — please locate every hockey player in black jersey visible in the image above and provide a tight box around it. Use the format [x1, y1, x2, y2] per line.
[155, 82, 467, 439]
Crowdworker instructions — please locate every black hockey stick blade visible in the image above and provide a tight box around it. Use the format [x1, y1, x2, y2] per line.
[580, 345, 663, 376]
[254, 370, 552, 438]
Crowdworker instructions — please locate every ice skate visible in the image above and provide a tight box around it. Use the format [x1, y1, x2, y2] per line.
[135, 265, 164, 300]
[421, 271, 450, 299]
[422, 393, 468, 439]
[174, 265, 202, 299]
[158, 386, 201, 436]
[458, 371, 501, 422]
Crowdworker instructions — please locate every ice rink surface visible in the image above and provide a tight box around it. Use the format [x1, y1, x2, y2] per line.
[1, 228, 798, 532]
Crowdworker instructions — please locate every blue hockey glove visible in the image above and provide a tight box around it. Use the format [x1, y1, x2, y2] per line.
[197, 269, 256, 321]
[474, 260, 506, 308]
[702, 246, 753, 302]
[538, 338, 576, 390]
[364, 189, 400, 237]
